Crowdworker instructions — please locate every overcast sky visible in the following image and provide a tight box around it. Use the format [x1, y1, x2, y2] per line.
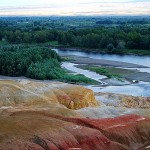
[0, 0, 150, 16]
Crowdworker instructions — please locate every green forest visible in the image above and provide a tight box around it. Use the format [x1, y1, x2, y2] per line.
[0, 17, 150, 55]
[0, 45, 96, 83]
[0, 17, 150, 82]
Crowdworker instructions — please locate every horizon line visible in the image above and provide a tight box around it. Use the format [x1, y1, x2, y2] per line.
[1, 14, 150, 17]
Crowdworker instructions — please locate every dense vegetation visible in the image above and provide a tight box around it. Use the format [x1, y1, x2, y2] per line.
[0, 17, 150, 55]
[0, 45, 96, 83]
[0, 17, 149, 83]
[0, 46, 60, 77]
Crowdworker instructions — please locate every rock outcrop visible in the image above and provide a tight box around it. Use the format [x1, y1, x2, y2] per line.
[0, 80, 99, 109]
[96, 92, 150, 108]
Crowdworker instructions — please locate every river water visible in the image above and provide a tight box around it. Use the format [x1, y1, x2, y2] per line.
[54, 48, 150, 67]
[54, 48, 150, 96]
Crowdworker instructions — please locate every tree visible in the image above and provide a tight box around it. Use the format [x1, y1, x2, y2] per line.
[107, 44, 114, 52]
[23, 33, 32, 43]
[0, 31, 3, 40]
[99, 35, 109, 49]
[117, 40, 126, 50]
[127, 31, 141, 49]
[6, 31, 16, 43]
[34, 31, 47, 43]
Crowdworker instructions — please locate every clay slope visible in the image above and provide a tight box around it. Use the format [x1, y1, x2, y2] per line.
[0, 80, 150, 150]
[0, 110, 150, 150]
[96, 92, 150, 108]
[0, 80, 99, 109]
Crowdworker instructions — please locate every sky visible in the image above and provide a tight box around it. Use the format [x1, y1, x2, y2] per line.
[0, 0, 150, 16]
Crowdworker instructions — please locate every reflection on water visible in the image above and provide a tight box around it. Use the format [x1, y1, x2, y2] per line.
[54, 48, 150, 67]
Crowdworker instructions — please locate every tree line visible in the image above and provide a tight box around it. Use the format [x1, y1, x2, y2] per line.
[0, 26, 150, 53]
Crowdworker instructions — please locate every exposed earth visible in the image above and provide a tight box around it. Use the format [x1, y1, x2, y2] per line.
[65, 56, 147, 68]
[0, 80, 150, 150]
[0, 50, 150, 150]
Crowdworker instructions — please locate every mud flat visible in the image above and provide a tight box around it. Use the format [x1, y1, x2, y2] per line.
[64, 55, 148, 68]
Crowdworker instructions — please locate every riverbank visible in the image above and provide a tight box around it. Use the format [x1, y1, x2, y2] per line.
[51, 46, 150, 56]
[76, 64, 150, 83]
[1, 48, 150, 96]
[62, 55, 148, 68]
[62, 55, 150, 82]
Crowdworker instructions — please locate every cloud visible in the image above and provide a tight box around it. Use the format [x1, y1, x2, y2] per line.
[0, 0, 149, 16]
[132, 0, 150, 2]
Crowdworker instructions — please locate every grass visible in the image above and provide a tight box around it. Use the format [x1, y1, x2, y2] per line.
[61, 74, 98, 84]
[61, 56, 75, 62]
[78, 65, 133, 80]
[58, 66, 98, 84]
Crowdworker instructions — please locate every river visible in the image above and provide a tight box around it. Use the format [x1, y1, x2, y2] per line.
[54, 48, 150, 97]
[54, 48, 150, 67]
